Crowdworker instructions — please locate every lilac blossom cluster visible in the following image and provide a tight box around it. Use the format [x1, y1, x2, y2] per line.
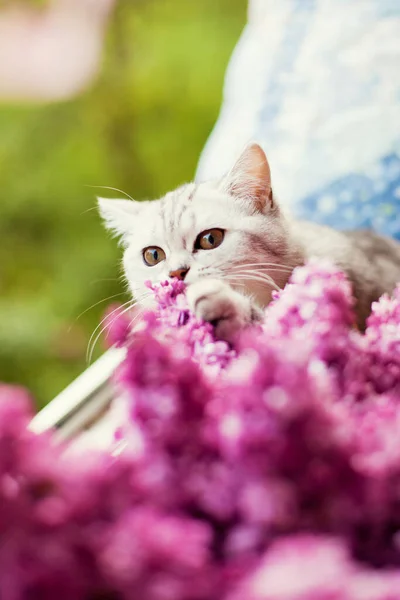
[1, 262, 400, 599]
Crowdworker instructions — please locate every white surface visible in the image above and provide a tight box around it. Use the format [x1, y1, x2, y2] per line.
[30, 347, 125, 438]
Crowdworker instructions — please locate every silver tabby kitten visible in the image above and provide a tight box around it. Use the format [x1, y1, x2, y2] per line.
[99, 144, 400, 340]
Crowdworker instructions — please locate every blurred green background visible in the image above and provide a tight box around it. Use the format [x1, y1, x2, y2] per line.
[0, 0, 246, 407]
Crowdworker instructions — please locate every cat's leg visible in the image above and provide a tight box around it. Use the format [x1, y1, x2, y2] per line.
[187, 279, 263, 343]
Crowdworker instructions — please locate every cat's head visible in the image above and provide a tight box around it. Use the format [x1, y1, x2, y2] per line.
[98, 143, 298, 307]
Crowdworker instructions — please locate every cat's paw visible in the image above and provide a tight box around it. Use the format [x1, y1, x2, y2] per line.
[187, 279, 261, 342]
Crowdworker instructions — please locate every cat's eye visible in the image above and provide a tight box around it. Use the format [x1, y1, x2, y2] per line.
[143, 246, 166, 266]
[195, 228, 225, 251]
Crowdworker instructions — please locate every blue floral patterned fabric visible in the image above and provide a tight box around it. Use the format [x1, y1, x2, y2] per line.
[197, 0, 400, 241]
[296, 151, 400, 240]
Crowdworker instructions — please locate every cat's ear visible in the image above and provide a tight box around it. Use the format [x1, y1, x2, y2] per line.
[97, 198, 140, 242]
[223, 143, 274, 212]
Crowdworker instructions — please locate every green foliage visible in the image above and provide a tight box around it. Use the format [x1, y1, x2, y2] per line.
[0, 0, 246, 407]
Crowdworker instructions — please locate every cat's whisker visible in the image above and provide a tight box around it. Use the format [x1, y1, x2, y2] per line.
[241, 260, 296, 269]
[227, 271, 281, 291]
[86, 300, 141, 365]
[86, 299, 136, 364]
[227, 276, 274, 292]
[127, 306, 146, 334]
[226, 262, 294, 273]
[197, 264, 289, 280]
[219, 274, 248, 290]
[121, 291, 153, 335]
[222, 267, 291, 281]
[218, 262, 293, 288]
[86, 302, 133, 363]
[104, 289, 153, 344]
[229, 271, 278, 284]
[74, 292, 128, 323]
[206, 263, 278, 286]
[228, 267, 285, 281]
[103, 304, 146, 349]
[238, 266, 293, 276]
[248, 270, 281, 285]
[131, 290, 153, 306]
[86, 184, 135, 202]
[228, 274, 278, 290]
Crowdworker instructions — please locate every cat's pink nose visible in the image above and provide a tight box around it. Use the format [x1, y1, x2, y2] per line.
[169, 267, 189, 281]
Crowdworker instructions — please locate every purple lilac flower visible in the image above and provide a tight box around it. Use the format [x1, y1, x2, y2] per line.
[0, 262, 400, 599]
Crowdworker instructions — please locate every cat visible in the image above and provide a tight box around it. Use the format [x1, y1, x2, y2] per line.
[98, 143, 400, 341]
